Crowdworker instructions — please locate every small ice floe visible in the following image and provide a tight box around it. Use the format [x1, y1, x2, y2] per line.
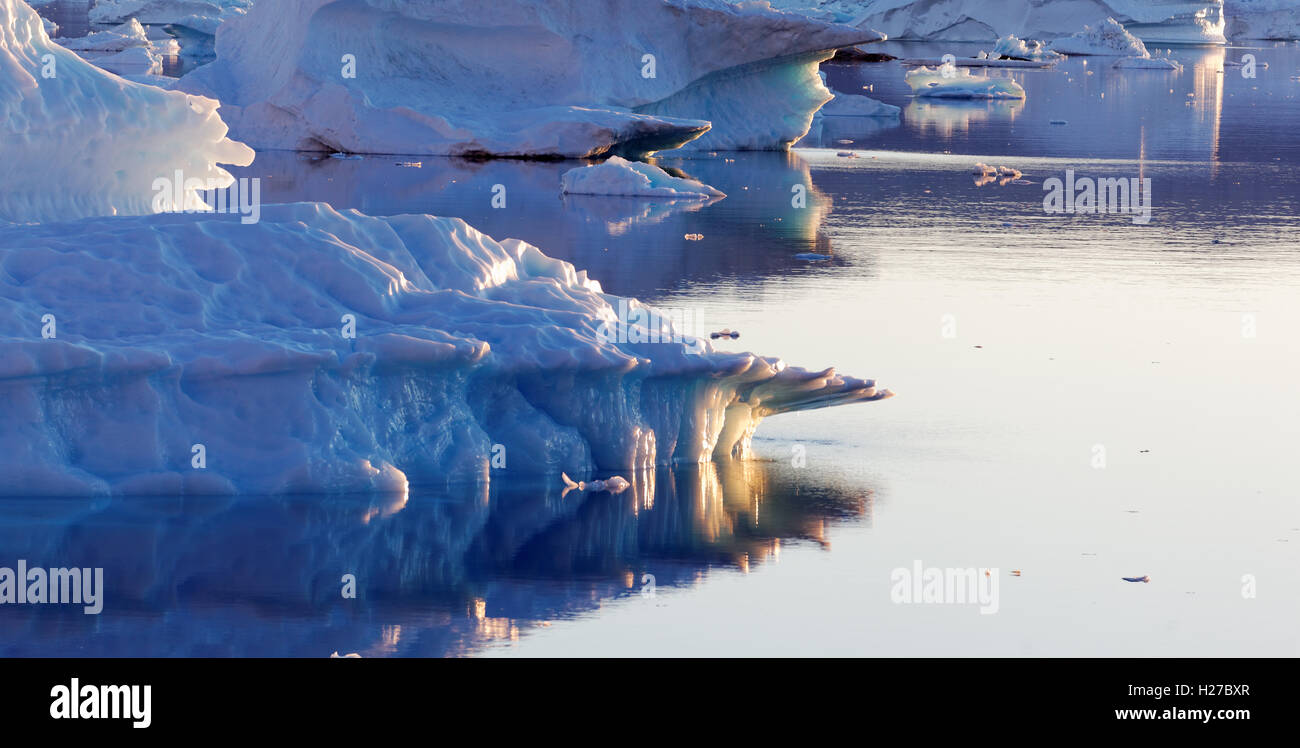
[836, 139, 854, 144]
[561, 472, 631, 497]
[836, 151, 859, 158]
[1113, 56, 1183, 71]
[710, 329, 740, 339]
[330, 152, 363, 160]
[794, 252, 832, 261]
[1122, 575, 1151, 583]
[989, 34, 1065, 63]
[973, 163, 1023, 186]
[906, 63, 1025, 99]
[562, 156, 724, 199]
[330, 651, 361, 658]
[684, 233, 704, 241]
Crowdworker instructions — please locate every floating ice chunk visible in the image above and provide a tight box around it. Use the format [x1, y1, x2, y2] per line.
[55, 18, 152, 51]
[990, 34, 1065, 62]
[819, 93, 902, 117]
[177, 0, 879, 157]
[89, 0, 252, 35]
[1113, 55, 1184, 71]
[0, 203, 891, 496]
[93, 43, 164, 76]
[0, 0, 254, 223]
[906, 64, 1026, 99]
[1051, 17, 1150, 56]
[561, 156, 725, 199]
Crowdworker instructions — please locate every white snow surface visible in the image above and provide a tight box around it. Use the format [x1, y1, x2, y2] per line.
[176, 0, 881, 158]
[561, 157, 726, 198]
[0, 203, 890, 496]
[990, 33, 1064, 61]
[1050, 17, 1150, 56]
[905, 62, 1026, 98]
[758, 1, 1227, 44]
[89, 0, 253, 35]
[0, 0, 254, 223]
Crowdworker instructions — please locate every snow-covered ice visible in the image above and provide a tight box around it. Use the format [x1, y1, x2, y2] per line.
[0, 0, 254, 223]
[0, 203, 890, 496]
[89, 0, 253, 35]
[177, 0, 881, 158]
[1225, 0, 1300, 39]
[905, 63, 1026, 98]
[1050, 17, 1150, 56]
[561, 156, 725, 199]
[758, 0, 1227, 45]
[990, 34, 1065, 62]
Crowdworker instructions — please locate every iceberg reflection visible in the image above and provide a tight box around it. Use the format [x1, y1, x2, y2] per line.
[0, 461, 873, 656]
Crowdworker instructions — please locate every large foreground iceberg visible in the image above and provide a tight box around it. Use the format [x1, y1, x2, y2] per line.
[177, 0, 881, 158]
[0, 0, 253, 223]
[760, 1, 1227, 45]
[0, 203, 890, 497]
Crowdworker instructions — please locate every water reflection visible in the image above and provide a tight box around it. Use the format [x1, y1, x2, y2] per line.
[0, 461, 873, 656]
[216, 150, 839, 299]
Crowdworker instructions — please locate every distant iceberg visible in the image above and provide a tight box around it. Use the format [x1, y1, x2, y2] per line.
[561, 157, 725, 199]
[0, 0, 254, 223]
[89, 0, 253, 35]
[758, 1, 1227, 45]
[0, 203, 890, 497]
[1050, 17, 1150, 56]
[1225, 0, 1300, 39]
[176, 0, 882, 158]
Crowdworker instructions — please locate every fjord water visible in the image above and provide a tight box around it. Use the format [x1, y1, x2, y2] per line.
[6, 42, 1298, 656]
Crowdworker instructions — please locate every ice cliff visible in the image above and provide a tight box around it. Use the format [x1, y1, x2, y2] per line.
[0, 203, 890, 497]
[760, 0, 1227, 44]
[176, 0, 883, 158]
[0, 0, 254, 223]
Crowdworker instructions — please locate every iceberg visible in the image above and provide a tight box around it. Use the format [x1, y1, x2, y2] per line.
[990, 34, 1065, 62]
[89, 0, 253, 35]
[176, 0, 882, 158]
[561, 156, 725, 199]
[1050, 17, 1150, 56]
[759, 1, 1227, 45]
[0, 0, 254, 223]
[0, 203, 891, 497]
[1225, 0, 1300, 39]
[905, 63, 1026, 98]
